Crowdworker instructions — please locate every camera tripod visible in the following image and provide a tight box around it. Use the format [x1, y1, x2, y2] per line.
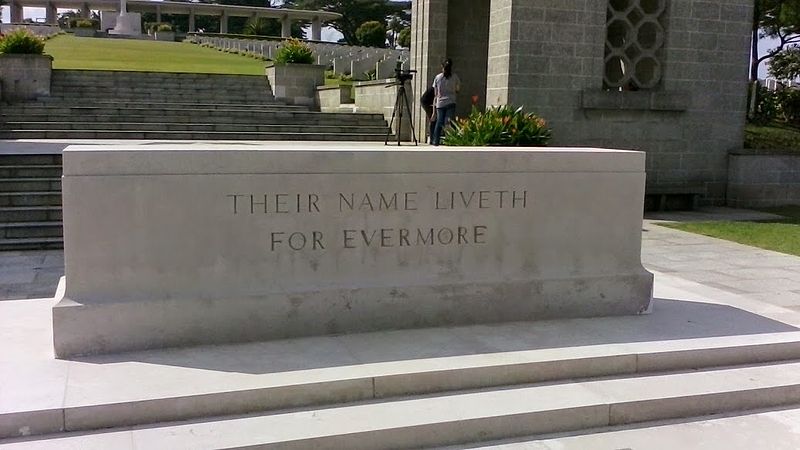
[384, 79, 418, 146]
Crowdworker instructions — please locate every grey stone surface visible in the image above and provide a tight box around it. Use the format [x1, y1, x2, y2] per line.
[53, 145, 652, 356]
[728, 154, 800, 207]
[0, 55, 52, 102]
[265, 63, 326, 108]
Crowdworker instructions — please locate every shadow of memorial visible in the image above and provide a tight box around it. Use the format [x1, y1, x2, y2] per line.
[72, 298, 799, 375]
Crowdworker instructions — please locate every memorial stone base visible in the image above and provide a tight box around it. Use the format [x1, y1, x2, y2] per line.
[53, 144, 653, 357]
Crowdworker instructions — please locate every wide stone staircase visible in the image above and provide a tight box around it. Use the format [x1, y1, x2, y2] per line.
[0, 70, 391, 250]
[4, 301, 800, 448]
[0, 70, 391, 141]
[0, 154, 62, 251]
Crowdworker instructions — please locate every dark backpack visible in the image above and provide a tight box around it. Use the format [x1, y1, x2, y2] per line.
[420, 87, 435, 107]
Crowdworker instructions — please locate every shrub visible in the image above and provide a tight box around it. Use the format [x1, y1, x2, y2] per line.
[356, 21, 386, 48]
[74, 19, 96, 29]
[397, 27, 411, 48]
[274, 38, 313, 64]
[749, 84, 780, 125]
[444, 105, 552, 147]
[0, 29, 45, 55]
[156, 23, 174, 32]
[778, 88, 800, 125]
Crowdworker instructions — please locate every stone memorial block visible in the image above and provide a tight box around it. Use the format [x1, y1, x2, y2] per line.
[53, 145, 653, 357]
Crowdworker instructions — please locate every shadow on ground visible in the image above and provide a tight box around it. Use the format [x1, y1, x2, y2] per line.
[73, 297, 798, 375]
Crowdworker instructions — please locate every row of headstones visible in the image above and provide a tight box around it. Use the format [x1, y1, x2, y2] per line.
[188, 35, 409, 81]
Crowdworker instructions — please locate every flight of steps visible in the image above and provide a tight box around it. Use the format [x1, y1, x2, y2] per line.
[0, 70, 391, 141]
[4, 328, 800, 448]
[0, 154, 62, 251]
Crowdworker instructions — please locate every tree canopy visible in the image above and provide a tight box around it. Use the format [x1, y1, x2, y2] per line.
[752, 0, 800, 81]
[294, 0, 409, 45]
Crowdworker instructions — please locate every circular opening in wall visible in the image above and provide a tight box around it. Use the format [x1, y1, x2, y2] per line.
[607, 19, 631, 48]
[627, 7, 644, 25]
[637, 21, 664, 49]
[609, 0, 633, 13]
[633, 56, 661, 88]
[640, 0, 666, 16]
[604, 55, 629, 87]
[625, 43, 642, 61]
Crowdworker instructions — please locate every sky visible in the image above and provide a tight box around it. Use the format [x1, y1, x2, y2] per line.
[0, 6, 786, 79]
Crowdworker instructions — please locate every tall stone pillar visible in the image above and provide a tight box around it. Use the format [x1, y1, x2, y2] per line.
[10, 1, 24, 23]
[311, 17, 321, 41]
[189, 10, 196, 32]
[80, 3, 90, 18]
[220, 10, 228, 34]
[410, 0, 448, 142]
[281, 15, 291, 38]
[156, 5, 161, 23]
[46, 2, 58, 24]
[486, 0, 513, 107]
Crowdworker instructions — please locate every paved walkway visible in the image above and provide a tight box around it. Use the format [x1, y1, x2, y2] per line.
[2, 208, 800, 307]
[642, 208, 800, 312]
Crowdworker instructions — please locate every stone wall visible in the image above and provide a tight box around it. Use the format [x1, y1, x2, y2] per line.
[413, 0, 753, 206]
[0, 54, 52, 102]
[354, 79, 411, 140]
[315, 85, 352, 112]
[265, 63, 326, 108]
[728, 154, 800, 207]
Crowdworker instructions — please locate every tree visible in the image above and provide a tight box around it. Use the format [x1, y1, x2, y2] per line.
[295, 0, 409, 45]
[356, 20, 385, 47]
[751, 0, 800, 82]
[397, 27, 410, 48]
[386, 15, 402, 47]
[770, 46, 800, 79]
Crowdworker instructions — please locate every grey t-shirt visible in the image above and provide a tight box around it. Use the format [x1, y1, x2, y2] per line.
[433, 73, 461, 108]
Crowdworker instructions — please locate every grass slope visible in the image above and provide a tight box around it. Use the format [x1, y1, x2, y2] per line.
[744, 123, 800, 154]
[45, 34, 265, 75]
[664, 206, 800, 257]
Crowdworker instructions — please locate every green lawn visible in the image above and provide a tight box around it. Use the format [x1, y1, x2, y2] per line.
[744, 123, 800, 154]
[44, 34, 265, 74]
[663, 206, 800, 256]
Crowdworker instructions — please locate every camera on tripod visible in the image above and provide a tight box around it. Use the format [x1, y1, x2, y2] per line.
[394, 68, 416, 83]
[393, 59, 416, 83]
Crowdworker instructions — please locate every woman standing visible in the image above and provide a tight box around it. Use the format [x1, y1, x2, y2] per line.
[431, 58, 460, 146]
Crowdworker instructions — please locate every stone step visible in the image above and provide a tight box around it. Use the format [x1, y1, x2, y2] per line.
[3, 325, 800, 441]
[0, 130, 390, 141]
[0, 178, 61, 192]
[0, 221, 63, 239]
[41, 94, 276, 103]
[5, 354, 800, 447]
[37, 100, 285, 109]
[1, 114, 386, 127]
[0, 191, 62, 207]
[0, 165, 62, 178]
[2, 105, 310, 116]
[0, 155, 61, 165]
[0, 206, 61, 222]
[1, 108, 384, 120]
[0, 236, 62, 251]
[451, 407, 800, 449]
[2, 122, 390, 133]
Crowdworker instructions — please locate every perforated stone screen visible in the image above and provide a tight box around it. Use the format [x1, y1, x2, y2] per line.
[604, 0, 667, 90]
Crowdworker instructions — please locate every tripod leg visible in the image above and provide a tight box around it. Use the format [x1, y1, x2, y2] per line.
[401, 87, 418, 146]
[385, 88, 401, 146]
